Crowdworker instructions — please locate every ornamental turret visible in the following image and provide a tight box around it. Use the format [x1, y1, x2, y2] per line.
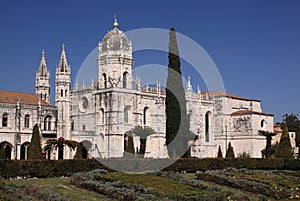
[35, 50, 51, 103]
[97, 18, 133, 89]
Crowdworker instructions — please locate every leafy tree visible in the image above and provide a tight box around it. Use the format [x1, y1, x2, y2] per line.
[225, 142, 235, 158]
[166, 27, 194, 158]
[258, 130, 277, 158]
[217, 145, 223, 158]
[282, 113, 300, 132]
[130, 125, 155, 158]
[27, 124, 43, 160]
[275, 126, 293, 158]
[281, 114, 300, 157]
[44, 137, 77, 160]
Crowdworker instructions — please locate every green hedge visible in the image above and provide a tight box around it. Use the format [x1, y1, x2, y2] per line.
[0, 158, 299, 178]
[0, 159, 108, 178]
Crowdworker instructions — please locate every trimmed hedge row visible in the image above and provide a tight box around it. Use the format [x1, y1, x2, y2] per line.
[0, 158, 300, 178]
[0, 159, 108, 178]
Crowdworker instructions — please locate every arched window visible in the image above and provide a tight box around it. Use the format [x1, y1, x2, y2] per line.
[100, 108, 105, 124]
[20, 142, 30, 160]
[71, 119, 74, 131]
[2, 113, 8, 127]
[123, 72, 128, 88]
[61, 89, 63, 97]
[103, 73, 107, 88]
[205, 112, 210, 142]
[124, 134, 128, 152]
[24, 114, 30, 128]
[65, 89, 68, 97]
[143, 107, 149, 125]
[44, 116, 52, 130]
[260, 119, 265, 128]
[0, 142, 12, 160]
[124, 107, 129, 123]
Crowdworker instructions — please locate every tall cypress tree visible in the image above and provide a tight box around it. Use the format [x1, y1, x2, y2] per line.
[166, 27, 193, 158]
[217, 145, 223, 158]
[28, 124, 43, 160]
[275, 126, 293, 158]
[225, 142, 235, 158]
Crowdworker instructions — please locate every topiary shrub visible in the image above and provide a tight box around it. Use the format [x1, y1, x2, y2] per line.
[217, 145, 223, 158]
[27, 124, 43, 160]
[275, 126, 293, 158]
[225, 142, 235, 158]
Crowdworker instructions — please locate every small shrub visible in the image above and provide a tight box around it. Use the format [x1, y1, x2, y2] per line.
[237, 152, 250, 158]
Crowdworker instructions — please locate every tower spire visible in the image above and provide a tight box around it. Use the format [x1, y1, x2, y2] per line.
[38, 49, 48, 76]
[36, 49, 50, 103]
[58, 43, 69, 72]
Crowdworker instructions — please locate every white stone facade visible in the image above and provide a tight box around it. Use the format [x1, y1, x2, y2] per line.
[0, 20, 274, 159]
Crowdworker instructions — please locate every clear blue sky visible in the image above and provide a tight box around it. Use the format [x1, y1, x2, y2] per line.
[0, 0, 300, 122]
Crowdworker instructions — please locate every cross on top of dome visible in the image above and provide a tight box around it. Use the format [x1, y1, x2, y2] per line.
[113, 14, 118, 28]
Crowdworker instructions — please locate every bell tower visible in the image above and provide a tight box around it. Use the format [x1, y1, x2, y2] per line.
[97, 18, 133, 89]
[55, 44, 71, 146]
[35, 50, 50, 103]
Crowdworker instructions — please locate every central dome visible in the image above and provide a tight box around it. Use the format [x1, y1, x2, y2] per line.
[101, 20, 130, 52]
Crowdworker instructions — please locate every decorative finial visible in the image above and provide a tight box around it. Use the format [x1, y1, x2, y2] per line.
[187, 76, 192, 93]
[113, 14, 118, 28]
[42, 49, 45, 57]
[187, 76, 191, 87]
[62, 43, 65, 51]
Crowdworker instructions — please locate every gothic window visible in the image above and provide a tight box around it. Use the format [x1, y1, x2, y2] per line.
[20, 142, 30, 160]
[123, 72, 128, 88]
[143, 107, 149, 125]
[44, 116, 52, 130]
[100, 108, 105, 124]
[0, 142, 12, 160]
[61, 89, 63, 97]
[2, 113, 8, 127]
[205, 112, 210, 142]
[65, 89, 68, 97]
[103, 73, 107, 88]
[260, 120, 265, 128]
[44, 94, 47, 100]
[124, 107, 129, 123]
[71, 118, 74, 131]
[124, 134, 128, 151]
[24, 114, 30, 128]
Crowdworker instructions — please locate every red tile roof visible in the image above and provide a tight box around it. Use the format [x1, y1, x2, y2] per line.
[202, 90, 260, 102]
[0, 90, 50, 106]
[231, 110, 273, 116]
